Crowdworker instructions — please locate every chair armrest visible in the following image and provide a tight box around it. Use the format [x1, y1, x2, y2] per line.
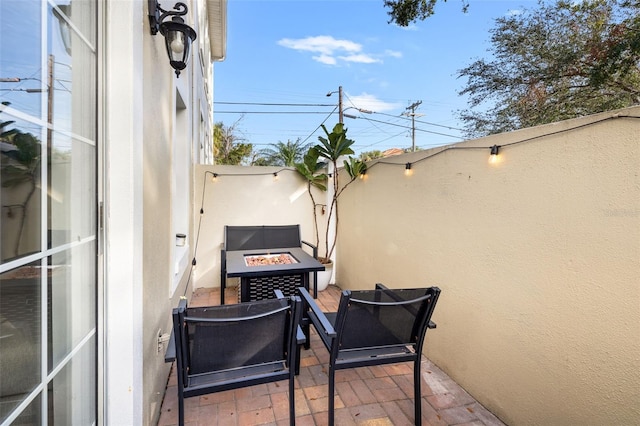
[296, 326, 306, 345]
[428, 320, 437, 329]
[298, 287, 336, 338]
[164, 330, 176, 363]
[301, 241, 319, 298]
[274, 289, 285, 299]
[301, 240, 318, 258]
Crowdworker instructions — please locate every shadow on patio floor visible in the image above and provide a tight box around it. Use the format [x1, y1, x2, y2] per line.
[157, 285, 505, 426]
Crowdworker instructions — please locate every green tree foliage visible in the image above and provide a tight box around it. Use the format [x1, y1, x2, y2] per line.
[213, 119, 253, 165]
[359, 150, 384, 161]
[311, 123, 366, 261]
[258, 138, 312, 166]
[383, 0, 468, 26]
[456, 0, 640, 137]
[590, 0, 640, 86]
[294, 149, 328, 249]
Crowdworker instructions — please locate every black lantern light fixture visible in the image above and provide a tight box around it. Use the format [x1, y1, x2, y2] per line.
[148, 0, 197, 77]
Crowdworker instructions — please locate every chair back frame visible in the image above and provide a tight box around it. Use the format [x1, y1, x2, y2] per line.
[300, 284, 440, 426]
[169, 295, 303, 426]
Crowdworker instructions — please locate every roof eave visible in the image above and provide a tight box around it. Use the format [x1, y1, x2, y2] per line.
[207, 0, 227, 61]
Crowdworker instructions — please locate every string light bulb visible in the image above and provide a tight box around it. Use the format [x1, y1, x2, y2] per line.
[489, 145, 500, 164]
[211, 172, 218, 182]
[273, 172, 279, 181]
[359, 170, 366, 180]
[405, 162, 413, 176]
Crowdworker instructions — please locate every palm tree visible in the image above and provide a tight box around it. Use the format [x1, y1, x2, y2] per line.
[259, 138, 312, 166]
[294, 148, 327, 252]
[296, 123, 366, 263]
[313, 124, 366, 262]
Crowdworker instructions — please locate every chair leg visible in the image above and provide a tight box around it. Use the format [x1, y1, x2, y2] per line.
[414, 358, 422, 426]
[289, 374, 296, 426]
[328, 366, 335, 426]
[178, 393, 185, 426]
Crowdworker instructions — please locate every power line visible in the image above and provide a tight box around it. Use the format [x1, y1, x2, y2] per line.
[215, 107, 461, 137]
[214, 101, 335, 107]
[374, 110, 464, 132]
[215, 111, 336, 114]
[213, 99, 464, 132]
[213, 98, 462, 143]
[354, 130, 407, 151]
[353, 115, 461, 139]
[298, 105, 339, 146]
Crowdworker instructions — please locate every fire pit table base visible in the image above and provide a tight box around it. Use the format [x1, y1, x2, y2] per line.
[239, 273, 305, 303]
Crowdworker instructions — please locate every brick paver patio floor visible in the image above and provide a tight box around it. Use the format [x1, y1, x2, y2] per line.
[157, 285, 505, 426]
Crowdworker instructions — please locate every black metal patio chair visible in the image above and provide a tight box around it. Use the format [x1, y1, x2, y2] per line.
[299, 284, 441, 426]
[165, 291, 304, 426]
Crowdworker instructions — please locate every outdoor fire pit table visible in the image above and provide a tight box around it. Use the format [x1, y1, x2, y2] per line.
[225, 247, 325, 303]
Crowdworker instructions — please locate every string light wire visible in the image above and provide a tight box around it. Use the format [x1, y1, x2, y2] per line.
[182, 112, 637, 296]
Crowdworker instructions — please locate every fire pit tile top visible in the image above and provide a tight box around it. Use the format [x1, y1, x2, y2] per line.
[244, 252, 299, 267]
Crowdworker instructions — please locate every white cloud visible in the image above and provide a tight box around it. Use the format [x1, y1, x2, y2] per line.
[393, 23, 419, 31]
[384, 49, 402, 58]
[345, 93, 402, 113]
[313, 54, 337, 65]
[278, 35, 361, 56]
[278, 35, 398, 66]
[338, 54, 381, 64]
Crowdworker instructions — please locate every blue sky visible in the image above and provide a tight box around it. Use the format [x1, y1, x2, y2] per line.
[213, 0, 536, 156]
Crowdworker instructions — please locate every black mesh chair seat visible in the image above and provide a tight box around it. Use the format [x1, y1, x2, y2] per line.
[300, 284, 440, 426]
[166, 293, 303, 426]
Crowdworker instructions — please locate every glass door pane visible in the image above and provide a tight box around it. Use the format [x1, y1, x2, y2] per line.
[0, 0, 98, 422]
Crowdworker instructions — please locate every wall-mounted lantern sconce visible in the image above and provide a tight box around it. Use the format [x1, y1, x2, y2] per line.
[148, 0, 197, 77]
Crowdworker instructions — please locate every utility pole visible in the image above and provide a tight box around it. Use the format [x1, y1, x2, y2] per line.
[327, 86, 343, 123]
[47, 54, 54, 155]
[403, 100, 422, 152]
[338, 86, 343, 124]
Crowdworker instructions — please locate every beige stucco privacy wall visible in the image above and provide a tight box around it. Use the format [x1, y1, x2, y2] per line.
[193, 107, 638, 424]
[336, 106, 640, 425]
[192, 164, 327, 290]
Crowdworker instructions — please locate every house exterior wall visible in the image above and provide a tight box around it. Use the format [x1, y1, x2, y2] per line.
[104, 1, 215, 424]
[337, 106, 640, 425]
